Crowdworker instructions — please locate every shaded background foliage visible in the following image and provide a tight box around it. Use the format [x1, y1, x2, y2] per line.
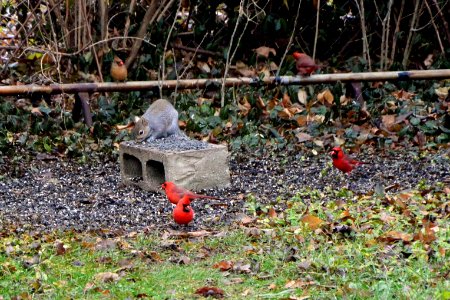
[0, 0, 449, 169]
[2, 0, 449, 80]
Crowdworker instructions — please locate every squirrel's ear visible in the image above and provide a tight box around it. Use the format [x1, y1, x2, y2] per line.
[133, 116, 140, 123]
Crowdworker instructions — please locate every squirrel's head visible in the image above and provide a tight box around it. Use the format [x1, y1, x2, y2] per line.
[132, 118, 150, 142]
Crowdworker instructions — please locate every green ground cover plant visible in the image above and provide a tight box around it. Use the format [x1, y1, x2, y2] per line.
[1, 185, 448, 299]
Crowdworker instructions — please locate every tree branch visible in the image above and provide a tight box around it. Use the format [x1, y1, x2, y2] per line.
[312, 0, 320, 60]
[389, 0, 405, 69]
[126, 0, 159, 69]
[277, 0, 302, 77]
[424, 0, 445, 54]
[402, 0, 423, 68]
[122, 0, 137, 49]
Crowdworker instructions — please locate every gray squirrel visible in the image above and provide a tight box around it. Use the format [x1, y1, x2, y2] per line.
[132, 99, 182, 142]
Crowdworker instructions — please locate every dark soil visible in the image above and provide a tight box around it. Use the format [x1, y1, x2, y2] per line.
[1, 147, 449, 234]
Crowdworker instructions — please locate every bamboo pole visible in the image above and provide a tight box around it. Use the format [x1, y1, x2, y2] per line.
[0, 69, 449, 96]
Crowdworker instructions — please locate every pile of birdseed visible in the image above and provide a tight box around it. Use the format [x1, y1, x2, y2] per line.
[127, 135, 211, 152]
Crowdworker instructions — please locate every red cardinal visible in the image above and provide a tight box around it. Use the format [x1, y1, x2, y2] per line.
[161, 181, 219, 205]
[329, 146, 365, 174]
[173, 195, 194, 225]
[293, 52, 320, 76]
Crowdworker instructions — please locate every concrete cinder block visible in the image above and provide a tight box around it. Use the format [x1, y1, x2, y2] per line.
[119, 141, 231, 192]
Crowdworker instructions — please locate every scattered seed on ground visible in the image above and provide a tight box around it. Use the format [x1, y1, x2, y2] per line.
[0, 148, 448, 233]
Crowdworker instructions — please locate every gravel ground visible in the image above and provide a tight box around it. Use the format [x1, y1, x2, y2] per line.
[1, 146, 449, 233]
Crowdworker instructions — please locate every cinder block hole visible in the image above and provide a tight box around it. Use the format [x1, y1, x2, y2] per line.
[123, 153, 143, 181]
[146, 160, 165, 184]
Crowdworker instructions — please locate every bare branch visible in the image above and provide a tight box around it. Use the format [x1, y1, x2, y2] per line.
[277, 0, 302, 77]
[354, 0, 372, 71]
[431, 0, 450, 45]
[99, 0, 108, 51]
[122, 0, 137, 49]
[161, 0, 181, 97]
[221, 0, 246, 108]
[157, 0, 176, 22]
[389, 0, 405, 69]
[48, 0, 69, 47]
[81, 1, 104, 83]
[402, 0, 423, 68]
[171, 44, 221, 57]
[3, 37, 155, 60]
[221, 0, 270, 107]
[380, 0, 394, 70]
[312, 0, 320, 60]
[126, 0, 159, 69]
[424, 0, 445, 54]
[177, 33, 209, 80]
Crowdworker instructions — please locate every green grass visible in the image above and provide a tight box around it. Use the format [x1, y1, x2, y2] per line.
[1, 186, 449, 299]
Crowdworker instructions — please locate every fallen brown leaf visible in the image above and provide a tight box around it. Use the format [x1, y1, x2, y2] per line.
[435, 87, 449, 100]
[177, 255, 191, 265]
[197, 61, 211, 74]
[232, 261, 252, 274]
[187, 230, 212, 237]
[414, 131, 426, 148]
[379, 212, 396, 224]
[96, 256, 113, 264]
[295, 132, 312, 143]
[278, 108, 294, 120]
[244, 227, 262, 237]
[301, 214, 324, 230]
[298, 89, 308, 106]
[117, 258, 134, 270]
[284, 279, 316, 288]
[167, 229, 211, 238]
[213, 260, 234, 271]
[413, 230, 436, 244]
[241, 288, 251, 296]
[195, 286, 225, 298]
[268, 207, 277, 219]
[31, 107, 43, 116]
[115, 122, 134, 131]
[296, 115, 308, 127]
[381, 115, 396, 131]
[282, 93, 292, 107]
[318, 89, 334, 106]
[289, 296, 310, 300]
[253, 46, 276, 58]
[224, 277, 245, 285]
[391, 89, 415, 101]
[238, 97, 251, 117]
[238, 214, 256, 225]
[94, 272, 120, 283]
[379, 231, 413, 243]
[297, 260, 312, 270]
[94, 239, 118, 251]
[267, 98, 279, 110]
[339, 95, 352, 106]
[256, 96, 266, 110]
[269, 61, 278, 71]
[83, 282, 95, 293]
[55, 242, 66, 255]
